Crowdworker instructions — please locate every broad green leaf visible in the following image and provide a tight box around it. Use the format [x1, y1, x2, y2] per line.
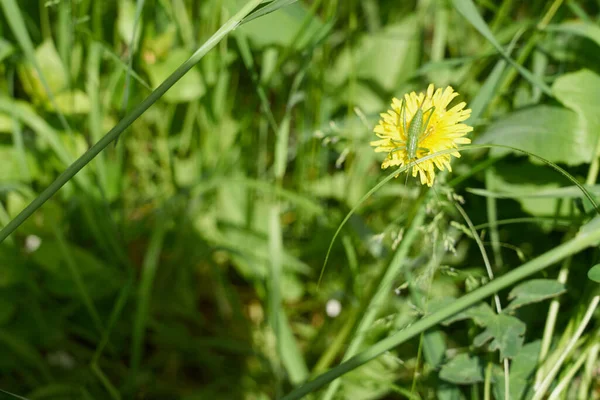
[478, 166, 572, 218]
[0, 38, 14, 63]
[279, 309, 309, 385]
[493, 341, 541, 400]
[239, 2, 322, 49]
[6, 191, 28, 219]
[473, 314, 526, 359]
[174, 155, 200, 187]
[17, 39, 67, 102]
[0, 112, 11, 133]
[439, 353, 484, 385]
[476, 105, 592, 165]
[546, 21, 600, 49]
[142, 24, 177, 60]
[144, 49, 206, 103]
[327, 17, 419, 92]
[442, 301, 495, 326]
[0, 146, 38, 182]
[588, 264, 600, 283]
[44, 90, 91, 115]
[0, 98, 74, 169]
[118, 0, 142, 47]
[340, 353, 404, 400]
[342, 82, 386, 115]
[552, 69, 600, 163]
[437, 384, 462, 400]
[506, 279, 566, 311]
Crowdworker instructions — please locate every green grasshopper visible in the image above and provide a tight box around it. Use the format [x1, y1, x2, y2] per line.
[387, 98, 436, 177]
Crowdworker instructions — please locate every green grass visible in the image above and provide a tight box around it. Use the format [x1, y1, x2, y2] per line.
[1, 0, 600, 399]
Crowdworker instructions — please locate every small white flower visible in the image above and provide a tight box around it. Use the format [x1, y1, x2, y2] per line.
[25, 235, 42, 253]
[326, 299, 342, 318]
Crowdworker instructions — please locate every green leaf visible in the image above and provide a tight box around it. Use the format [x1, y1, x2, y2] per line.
[144, 48, 206, 103]
[492, 341, 541, 400]
[546, 21, 600, 49]
[278, 309, 309, 385]
[327, 17, 419, 92]
[442, 301, 495, 326]
[0, 146, 38, 182]
[239, 2, 323, 49]
[340, 353, 405, 400]
[588, 264, 600, 283]
[173, 154, 200, 187]
[552, 69, 600, 163]
[0, 37, 14, 63]
[117, 0, 142, 47]
[439, 353, 484, 385]
[476, 105, 593, 166]
[506, 279, 566, 311]
[473, 314, 526, 359]
[0, 112, 12, 134]
[44, 90, 91, 115]
[476, 166, 574, 218]
[17, 39, 68, 102]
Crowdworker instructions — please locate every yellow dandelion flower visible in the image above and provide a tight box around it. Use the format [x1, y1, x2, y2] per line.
[370, 84, 473, 187]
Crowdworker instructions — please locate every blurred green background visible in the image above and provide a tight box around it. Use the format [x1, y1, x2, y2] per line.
[1, 0, 600, 399]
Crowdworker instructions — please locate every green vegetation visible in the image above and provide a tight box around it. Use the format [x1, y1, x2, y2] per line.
[1, 0, 600, 399]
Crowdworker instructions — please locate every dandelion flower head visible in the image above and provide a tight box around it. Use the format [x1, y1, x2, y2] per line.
[370, 84, 473, 186]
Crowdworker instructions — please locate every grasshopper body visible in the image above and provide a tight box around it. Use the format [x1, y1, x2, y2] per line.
[388, 99, 435, 176]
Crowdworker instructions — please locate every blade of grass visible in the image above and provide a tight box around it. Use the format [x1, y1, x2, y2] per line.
[0, 389, 30, 400]
[269, 205, 284, 395]
[8, 69, 31, 183]
[466, 28, 524, 125]
[129, 222, 166, 387]
[321, 189, 432, 400]
[86, 42, 108, 193]
[454, 201, 510, 399]
[548, 345, 588, 400]
[120, 0, 145, 121]
[53, 225, 105, 335]
[77, 29, 152, 90]
[268, 62, 309, 389]
[578, 340, 599, 399]
[451, 0, 553, 96]
[91, 278, 132, 400]
[0, 0, 265, 244]
[0, 330, 52, 382]
[91, 363, 122, 400]
[241, 0, 298, 25]
[234, 31, 279, 133]
[282, 216, 600, 400]
[533, 294, 600, 400]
